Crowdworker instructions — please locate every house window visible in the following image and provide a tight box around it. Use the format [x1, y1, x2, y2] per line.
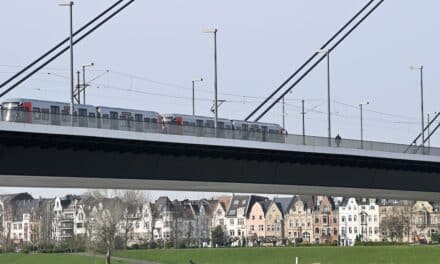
[258, 225, 264, 231]
[230, 219, 234, 225]
[238, 219, 244, 225]
[229, 230, 235, 236]
[250, 225, 254, 231]
[259, 215, 262, 220]
[315, 228, 320, 234]
[252, 215, 255, 220]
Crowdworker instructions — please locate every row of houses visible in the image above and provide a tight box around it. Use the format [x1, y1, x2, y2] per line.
[1, 193, 440, 249]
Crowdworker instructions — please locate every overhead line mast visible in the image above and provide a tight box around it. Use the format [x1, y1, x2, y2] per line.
[0, 0, 135, 99]
[245, 0, 384, 122]
[253, 0, 385, 122]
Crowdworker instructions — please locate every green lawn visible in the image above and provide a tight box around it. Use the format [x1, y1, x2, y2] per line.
[0, 253, 127, 264]
[115, 246, 440, 264]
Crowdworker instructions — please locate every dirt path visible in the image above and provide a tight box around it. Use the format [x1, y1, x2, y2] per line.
[77, 252, 161, 264]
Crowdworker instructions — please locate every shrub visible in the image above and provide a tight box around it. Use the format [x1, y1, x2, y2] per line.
[165, 241, 174, 249]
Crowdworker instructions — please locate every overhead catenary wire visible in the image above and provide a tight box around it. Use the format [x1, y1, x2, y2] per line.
[0, 0, 136, 99]
[254, 0, 385, 122]
[44, 70, 420, 126]
[245, 0, 376, 121]
[0, 0, 125, 90]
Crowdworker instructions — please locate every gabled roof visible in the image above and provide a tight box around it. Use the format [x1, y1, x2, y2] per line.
[0, 193, 33, 202]
[273, 197, 294, 215]
[13, 199, 40, 221]
[226, 195, 268, 217]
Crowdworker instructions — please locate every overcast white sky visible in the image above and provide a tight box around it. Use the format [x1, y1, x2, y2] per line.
[0, 1, 438, 198]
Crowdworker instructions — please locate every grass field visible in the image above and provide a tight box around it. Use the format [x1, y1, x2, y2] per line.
[115, 246, 440, 264]
[0, 253, 128, 264]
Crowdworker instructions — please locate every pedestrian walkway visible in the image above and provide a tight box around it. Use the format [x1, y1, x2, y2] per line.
[77, 252, 161, 264]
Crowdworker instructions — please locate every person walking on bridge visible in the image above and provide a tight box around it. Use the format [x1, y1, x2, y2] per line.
[335, 134, 342, 147]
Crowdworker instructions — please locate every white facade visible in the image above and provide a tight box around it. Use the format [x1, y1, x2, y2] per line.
[339, 198, 380, 246]
[52, 196, 86, 242]
[358, 198, 380, 243]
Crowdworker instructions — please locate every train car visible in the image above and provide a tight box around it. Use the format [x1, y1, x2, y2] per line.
[1, 98, 70, 125]
[162, 114, 233, 138]
[96, 106, 162, 132]
[231, 120, 286, 142]
[1, 98, 99, 128]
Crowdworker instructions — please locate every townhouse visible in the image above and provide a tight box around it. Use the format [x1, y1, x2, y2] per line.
[284, 195, 314, 244]
[313, 196, 339, 244]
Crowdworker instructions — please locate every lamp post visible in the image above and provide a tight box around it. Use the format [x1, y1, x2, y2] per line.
[302, 100, 306, 145]
[410, 65, 425, 153]
[204, 28, 218, 134]
[281, 91, 293, 130]
[191, 78, 203, 115]
[81, 62, 94, 104]
[318, 49, 332, 146]
[58, 0, 75, 115]
[359, 101, 369, 149]
[426, 112, 437, 148]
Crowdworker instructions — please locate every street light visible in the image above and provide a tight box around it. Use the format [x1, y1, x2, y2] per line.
[192, 78, 203, 115]
[318, 48, 332, 146]
[58, 0, 75, 115]
[410, 65, 425, 153]
[426, 112, 437, 148]
[282, 90, 293, 129]
[359, 101, 370, 149]
[81, 62, 94, 104]
[203, 28, 219, 134]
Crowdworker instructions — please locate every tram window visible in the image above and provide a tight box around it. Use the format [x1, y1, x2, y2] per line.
[88, 113, 96, 118]
[78, 108, 87, 117]
[127, 116, 134, 121]
[144, 117, 150, 123]
[196, 120, 204, 127]
[242, 124, 249, 131]
[135, 114, 143, 122]
[42, 109, 49, 121]
[205, 120, 214, 128]
[218, 122, 225, 129]
[151, 118, 157, 123]
[102, 114, 109, 119]
[50, 106, 60, 115]
[119, 115, 127, 120]
[33, 107, 41, 120]
[110, 112, 118, 120]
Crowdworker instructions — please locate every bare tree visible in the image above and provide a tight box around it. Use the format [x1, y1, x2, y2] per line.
[381, 212, 410, 242]
[119, 190, 146, 248]
[83, 190, 126, 264]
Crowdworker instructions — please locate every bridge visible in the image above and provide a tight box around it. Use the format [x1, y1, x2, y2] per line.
[0, 119, 439, 201]
[1, 0, 439, 201]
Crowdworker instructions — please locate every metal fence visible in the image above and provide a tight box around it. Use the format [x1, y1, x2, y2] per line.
[1, 109, 439, 156]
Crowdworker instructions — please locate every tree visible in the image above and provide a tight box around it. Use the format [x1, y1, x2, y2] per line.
[211, 225, 225, 247]
[83, 190, 126, 264]
[381, 212, 410, 242]
[119, 190, 146, 249]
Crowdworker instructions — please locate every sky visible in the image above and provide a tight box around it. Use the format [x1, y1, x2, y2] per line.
[0, 0, 439, 198]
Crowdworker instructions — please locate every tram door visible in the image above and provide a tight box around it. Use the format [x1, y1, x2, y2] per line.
[50, 106, 61, 125]
[262, 126, 268, 142]
[110, 111, 118, 130]
[78, 108, 88, 127]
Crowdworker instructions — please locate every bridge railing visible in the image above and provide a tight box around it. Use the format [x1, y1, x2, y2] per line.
[1, 109, 438, 156]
